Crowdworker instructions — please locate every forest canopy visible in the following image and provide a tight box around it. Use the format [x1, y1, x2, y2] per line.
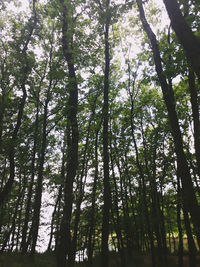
[0, 0, 200, 267]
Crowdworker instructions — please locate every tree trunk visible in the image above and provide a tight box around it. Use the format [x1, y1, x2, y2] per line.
[182, 202, 197, 267]
[30, 80, 52, 255]
[177, 176, 183, 267]
[101, 2, 111, 267]
[21, 96, 39, 254]
[162, 0, 200, 81]
[129, 70, 156, 266]
[69, 92, 99, 266]
[136, 0, 200, 233]
[1, 173, 24, 251]
[88, 127, 100, 266]
[110, 139, 126, 267]
[47, 185, 62, 251]
[56, 1, 79, 266]
[188, 69, 200, 178]
[0, 0, 37, 207]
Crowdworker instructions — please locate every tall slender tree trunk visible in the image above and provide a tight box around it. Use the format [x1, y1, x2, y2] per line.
[188, 69, 200, 178]
[131, 132, 155, 266]
[21, 96, 39, 254]
[162, 0, 200, 81]
[101, 2, 111, 267]
[55, 152, 65, 253]
[30, 64, 55, 254]
[136, 0, 200, 233]
[177, 176, 183, 267]
[0, 0, 37, 207]
[141, 127, 166, 264]
[56, 1, 79, 266]
[0, 90, 5, 153]
[47, 185, 62, 252]
[129, 73, 155, 266]
[69, 93, 99, 266]
[88, 126, 100, 267]
[30, 92, 50, 255]
[110, 140, 126, 267]
[112, 141, 134, 258]
[0, 1, 36, 215]
[1, 174, 24, 251]
[182, 207, 197, 267]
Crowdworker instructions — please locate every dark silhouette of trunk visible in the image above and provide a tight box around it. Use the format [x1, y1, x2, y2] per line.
[162, 0, 200, 81]
[128, 70, 155, 266]
[182, 199, 197, 267]
[189, 158, 200, 198]
[88, 125, 101, 267]
[56, 1, 79, 266]
[101, 1, 111, 267]
[112, 138, 134, 259]
[30, 77, 53, 255]
[0, 74, 6, 153]
[136, 0, 200, 233]
[1, 173, 25, 251]
[188, 69, 200, 178]
[69, 91, 99, 266]
[177, 176, 183, 267]
[21, 95, 40, 254]
[159, 145, 168, 255]
[127, 175, 140, 251]
[47, 185, 62, 251]
[29, 28, 56, 255]
[126, 56, 156, 264]
[15, 185, 25, 251]
[0, 93, 27, 207]
[141, 126, 167, 265]
[55, 152, 65, 253]
[10, 173, 27, 251]
[0, 0, 37, 207]
[130, 131, 155, 265]
[110, 140, 126, 267]
[69, 172, 88, 266]
[175, 165, 197, 266]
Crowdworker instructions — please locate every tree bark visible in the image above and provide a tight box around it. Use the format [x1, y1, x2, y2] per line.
[101, 1, 112, 267]
[110, 140, 126, 267]
[56, 1, 79, 266]
[21, 94, 39, 254]
[47, 185, 62, 252]
[136, 0, 200, 233]
[128, 68, 156, 266]
[69, 93, 99, 266]
[87, 125, 101, 267]
[162, 0, 200, 81]
[188, 69, 200, 178]
[177, 176, 183, 267]
[141, 125, 167, 264]
[30, 76, 53, 256]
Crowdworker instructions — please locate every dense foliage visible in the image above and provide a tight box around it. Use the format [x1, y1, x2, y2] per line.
[0, 0, 200, 266]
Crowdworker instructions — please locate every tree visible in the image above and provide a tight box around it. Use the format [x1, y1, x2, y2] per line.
[0, 0, 37, 207]
[136, 0, 200, 235]
[162, 0, 200, 81]
[56, 1, 79, 266]
[0, 0, 200, 265]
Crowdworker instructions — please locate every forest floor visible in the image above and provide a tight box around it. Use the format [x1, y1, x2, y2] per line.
[0, 252, 200, 267]
[143, 254, 200, 267]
